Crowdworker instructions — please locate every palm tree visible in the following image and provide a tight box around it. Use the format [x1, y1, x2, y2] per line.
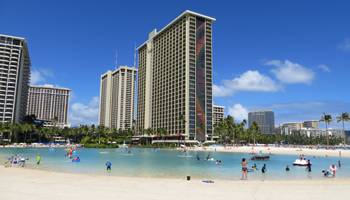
[320, 113, 332, 147]
[225, 115, 235, 144]
[250, 122, 259, 146]
[337, 112, 350, 145]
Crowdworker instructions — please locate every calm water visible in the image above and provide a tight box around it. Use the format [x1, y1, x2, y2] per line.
[0, 148, 349, 180]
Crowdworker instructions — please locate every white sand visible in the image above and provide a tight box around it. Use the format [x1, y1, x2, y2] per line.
[0, 167, 349, 200]
[188, 146, 350, 158]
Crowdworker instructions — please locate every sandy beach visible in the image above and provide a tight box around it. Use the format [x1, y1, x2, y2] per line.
[188, 146, 350, 158]
[0, 167, 349, 200]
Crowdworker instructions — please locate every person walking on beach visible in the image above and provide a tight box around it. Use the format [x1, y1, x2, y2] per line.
[36, 154, 41, 165]
[106, 161, 112, 172]
[306, 160, 312, 172]
[241, 158, 248, 180]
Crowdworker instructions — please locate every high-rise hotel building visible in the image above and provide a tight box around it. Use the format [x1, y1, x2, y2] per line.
[26, 85, 70, 127]
[99, 66, 137, 130]
[248, 110, 275, 134]
[0, 34, 30, 123]
[137, 10, 215, 142]
[213, 105, 224, 125]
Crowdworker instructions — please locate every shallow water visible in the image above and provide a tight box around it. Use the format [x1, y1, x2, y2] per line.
[0, 148, 348, 180]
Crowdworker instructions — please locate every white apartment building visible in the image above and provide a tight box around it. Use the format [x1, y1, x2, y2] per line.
[99, 66, 137, 130]
[0, 34, 30, 123]
[137, 10, 215, 142]
[26, 85, 70, 127]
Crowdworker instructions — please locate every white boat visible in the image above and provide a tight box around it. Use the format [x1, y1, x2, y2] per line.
[293, 159, 308, 166]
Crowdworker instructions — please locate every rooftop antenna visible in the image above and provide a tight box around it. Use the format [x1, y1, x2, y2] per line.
[133, 43, 136, 68]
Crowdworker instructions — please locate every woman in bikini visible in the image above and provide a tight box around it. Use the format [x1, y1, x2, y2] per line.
[241, 158, 248, 180]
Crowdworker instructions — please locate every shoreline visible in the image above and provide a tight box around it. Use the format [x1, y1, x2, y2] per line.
[1, 167, 350, 200]
[1, 144, 349, 158]
[186, 146, 350, 158]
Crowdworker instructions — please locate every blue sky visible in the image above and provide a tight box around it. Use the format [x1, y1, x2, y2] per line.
[1, 0, 349, 128]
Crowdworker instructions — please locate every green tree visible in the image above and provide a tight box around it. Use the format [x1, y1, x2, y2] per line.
[337, 112, 350, 145]
[249, 121, 260, 145]
[320, 113, 332, 147]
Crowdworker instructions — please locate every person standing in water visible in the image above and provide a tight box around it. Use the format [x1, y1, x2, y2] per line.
[262, 164, 266, 174]
[330, 164, 337, 177]
[106, 161, 112, 172]
[36, 154, 41, 165]
[306, 160, 312, 172]
[241, 158, 248, 180]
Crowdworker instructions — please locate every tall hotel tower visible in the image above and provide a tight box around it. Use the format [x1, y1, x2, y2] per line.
[0, 34, 30, 123]
[26, 85, 70, 127]
[99, 66, 137, 130]
[137, 11, 215, 142]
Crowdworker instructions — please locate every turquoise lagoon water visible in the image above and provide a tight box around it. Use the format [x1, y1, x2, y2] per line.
[0, 148, 349, 180]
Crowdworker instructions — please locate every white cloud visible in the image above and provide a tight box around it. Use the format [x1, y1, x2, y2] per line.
[30, 68, 53, 85]
[69, 96, 99, 126]
[228, 104, 248, 122]
[338, 38, 350, 51]
[266, 60, 315, 84]
[30, 69, 45, 85]
[317, 64, 330, 72]
[213, 70, 280, 97]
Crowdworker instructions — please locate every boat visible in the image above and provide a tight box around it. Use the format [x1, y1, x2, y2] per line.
[251, 155, 270, 161]
[293, 159, 308, 166]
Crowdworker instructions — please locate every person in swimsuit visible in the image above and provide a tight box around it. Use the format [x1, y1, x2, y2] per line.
[106, 161, 112, 172]
[330, 164, 337, 177]
[241, 158, 248, 180]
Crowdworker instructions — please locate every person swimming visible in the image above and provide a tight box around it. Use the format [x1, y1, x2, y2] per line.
[72, 156, 80, 162]
[196, 155, 200, 161]
[252, 163, 258, 170]
[215, 160, 222, 165]
[286, 165, 290, 172]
